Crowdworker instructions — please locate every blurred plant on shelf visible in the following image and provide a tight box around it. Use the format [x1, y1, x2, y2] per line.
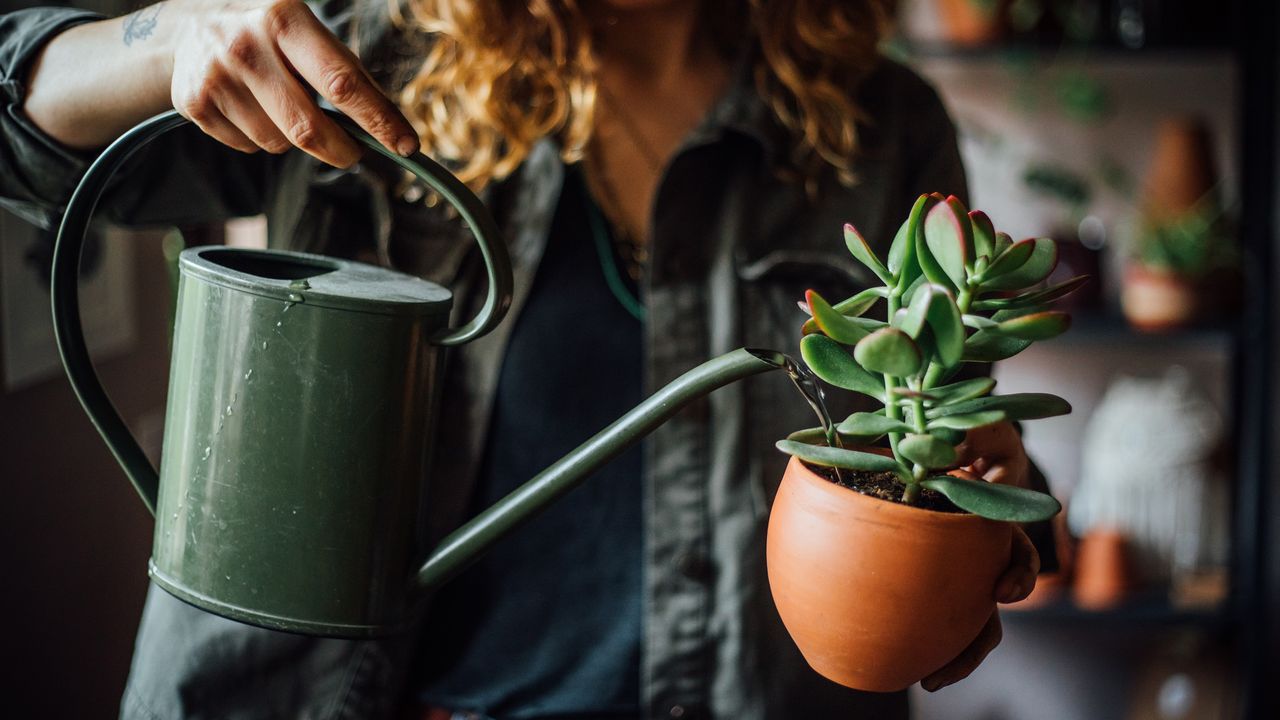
[1122, 117, 1239, 331]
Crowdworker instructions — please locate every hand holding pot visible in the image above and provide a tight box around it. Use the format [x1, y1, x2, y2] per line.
[921, 422, 1042, 691]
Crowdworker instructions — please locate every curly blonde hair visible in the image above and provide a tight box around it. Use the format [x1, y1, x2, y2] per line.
[388, 0, 895, 189]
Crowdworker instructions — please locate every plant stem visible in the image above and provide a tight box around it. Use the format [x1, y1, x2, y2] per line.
[902, 481, 921, 504]
[884, 289, 906, 464]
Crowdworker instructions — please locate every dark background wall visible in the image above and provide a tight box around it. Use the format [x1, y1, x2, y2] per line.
[0, 226, 170, 717]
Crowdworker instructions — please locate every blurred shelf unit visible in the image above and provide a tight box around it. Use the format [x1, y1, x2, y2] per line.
[890, 39, 1237, 65]
[1004, 595, 1231, 626]
[1055, 313, 1236, 351]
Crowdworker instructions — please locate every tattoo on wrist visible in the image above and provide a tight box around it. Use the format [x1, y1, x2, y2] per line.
[122, 4, 163, 47]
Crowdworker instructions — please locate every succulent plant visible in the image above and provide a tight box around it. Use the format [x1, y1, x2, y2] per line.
[1134, 200, 1236, 278]
[777, 193, 1085, 523]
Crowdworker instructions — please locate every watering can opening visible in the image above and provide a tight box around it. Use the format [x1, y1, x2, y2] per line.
[201, 248, 339, 281]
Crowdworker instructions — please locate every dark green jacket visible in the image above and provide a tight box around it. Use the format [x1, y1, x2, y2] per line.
[1, 3, 1030, 718]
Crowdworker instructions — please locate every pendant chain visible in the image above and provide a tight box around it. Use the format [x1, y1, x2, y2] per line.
[583, 84, 666, 282]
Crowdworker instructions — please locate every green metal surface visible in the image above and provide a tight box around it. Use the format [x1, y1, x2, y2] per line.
[146, 249, 445, 632]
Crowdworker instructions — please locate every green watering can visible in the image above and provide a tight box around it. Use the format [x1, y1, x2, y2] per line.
[51, 111, 805, 638]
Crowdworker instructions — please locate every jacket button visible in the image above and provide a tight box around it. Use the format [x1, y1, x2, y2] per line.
[676, 551, 711, 581]
[669, 705, 685, 718]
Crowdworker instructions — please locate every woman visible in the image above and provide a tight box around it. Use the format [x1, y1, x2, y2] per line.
[0, 1, 1049, 718]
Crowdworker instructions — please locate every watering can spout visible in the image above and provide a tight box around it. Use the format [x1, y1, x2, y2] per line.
[413, 347, 788, 592]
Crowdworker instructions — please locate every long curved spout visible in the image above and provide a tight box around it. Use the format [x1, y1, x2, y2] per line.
[414, 347, 791, 591]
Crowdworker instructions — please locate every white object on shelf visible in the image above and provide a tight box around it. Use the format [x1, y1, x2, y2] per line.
[1068, 367, 1229, 582]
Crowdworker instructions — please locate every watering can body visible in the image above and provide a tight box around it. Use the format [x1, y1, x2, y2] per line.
[152, 247, 449, 634]
[52, 111, 794, 638]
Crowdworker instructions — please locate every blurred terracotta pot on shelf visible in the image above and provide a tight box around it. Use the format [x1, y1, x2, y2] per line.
[1121, 265, 1199, 332]
[766, 457, 1012, 692]
[1072, 528, 1135, 610]
[936, 0, 1007, 45]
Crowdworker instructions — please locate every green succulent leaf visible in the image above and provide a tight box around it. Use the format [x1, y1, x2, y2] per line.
[962, 330, 1033, 362]
[776, 440, 909, 479]
[844, 223, 894, 285]
[854, 327, 922, 377]
[982, 239, 1035, 281]
[838, 412, 915, 436]
[928, 392, 1072, 421]
[805, 290, 874, 344]
[786, 427, 829, 444]
[929, 376, 996, 404]
[897, 284, 932, 338]
[970, 275, 1091, 311]
[982, 237, 1059, 291]
[931, 427, 967, 445]
[962, 314, 999, 330]
[970, 210, 996, 260]
[899, 433, 959, 469]
[800, 334, 884, 400]
[923, 197, 973, 288]
[921, 476, 1062, 522]
[927, 410, 1007, 431]
[890, 194, 934, 289]
[897, 283, 965, 367]
[986, 310, 1072, 341]
[926, 288, 965, 367]
[993, 231, 1013, 257]
[890, 387, 938, 402]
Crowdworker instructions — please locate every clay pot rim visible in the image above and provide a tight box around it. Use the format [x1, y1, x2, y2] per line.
[788, 455, 993, 525]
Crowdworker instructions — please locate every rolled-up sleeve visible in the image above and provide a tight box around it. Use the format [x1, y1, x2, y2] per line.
[1, 7, 290, 230]
[0, 7, 104, 227]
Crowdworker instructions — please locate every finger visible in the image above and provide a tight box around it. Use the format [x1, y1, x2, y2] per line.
[995, 526, 1040, 603]
[222, 20, 361, 167]
[921, 611, 1003, 692]
[177, 93, 261, 155]
[214, 80, 292, 153]
[270, 2, 419, 157]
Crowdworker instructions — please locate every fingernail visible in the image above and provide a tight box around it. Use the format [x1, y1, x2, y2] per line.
[396, 136, 418, 157]
[921, 679, 941, 692]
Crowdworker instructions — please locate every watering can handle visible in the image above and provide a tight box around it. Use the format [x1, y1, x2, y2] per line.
[51, 110, 513, 515]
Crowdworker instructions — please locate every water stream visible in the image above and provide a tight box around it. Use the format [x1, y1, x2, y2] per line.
[745, 348, 840, 449]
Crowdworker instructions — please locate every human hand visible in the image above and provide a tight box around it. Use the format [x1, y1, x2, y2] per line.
[920, 422, 1041, 691]
[165, 0, 419, 166]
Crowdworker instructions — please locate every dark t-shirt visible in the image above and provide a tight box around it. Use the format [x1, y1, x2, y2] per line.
[416, 166, 644, 719]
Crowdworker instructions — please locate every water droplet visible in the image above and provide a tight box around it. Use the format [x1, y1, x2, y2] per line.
[287, 292, 304, 302]
[289, 279, 310, 290]
[244, 369, 253, 380]
[261, 340, 268, 350]
[291, 509, 297, 515]
[225, 575, 231, 581]
[201, 446, 211, 460]
[275, 321, 282, 328]
[225, 404, 232, 415]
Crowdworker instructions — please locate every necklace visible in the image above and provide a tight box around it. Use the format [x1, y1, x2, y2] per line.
[583, 84, 666, 282]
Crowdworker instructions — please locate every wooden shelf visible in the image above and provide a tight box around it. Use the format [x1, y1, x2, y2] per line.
[889, 38, 1236, 65]
[1003, 593, 1230, 626]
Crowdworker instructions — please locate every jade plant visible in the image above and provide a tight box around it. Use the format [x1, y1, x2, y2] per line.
[777, 193, 1086, 523]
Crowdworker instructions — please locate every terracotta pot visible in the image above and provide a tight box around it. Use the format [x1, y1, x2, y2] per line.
[936, 0, 1007, 46]
[1072, 529, 1134, 610]
[766, 456, 1012, 692]
[1142, 117, 1217, 223]
[1121, 265, 1199, 332]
